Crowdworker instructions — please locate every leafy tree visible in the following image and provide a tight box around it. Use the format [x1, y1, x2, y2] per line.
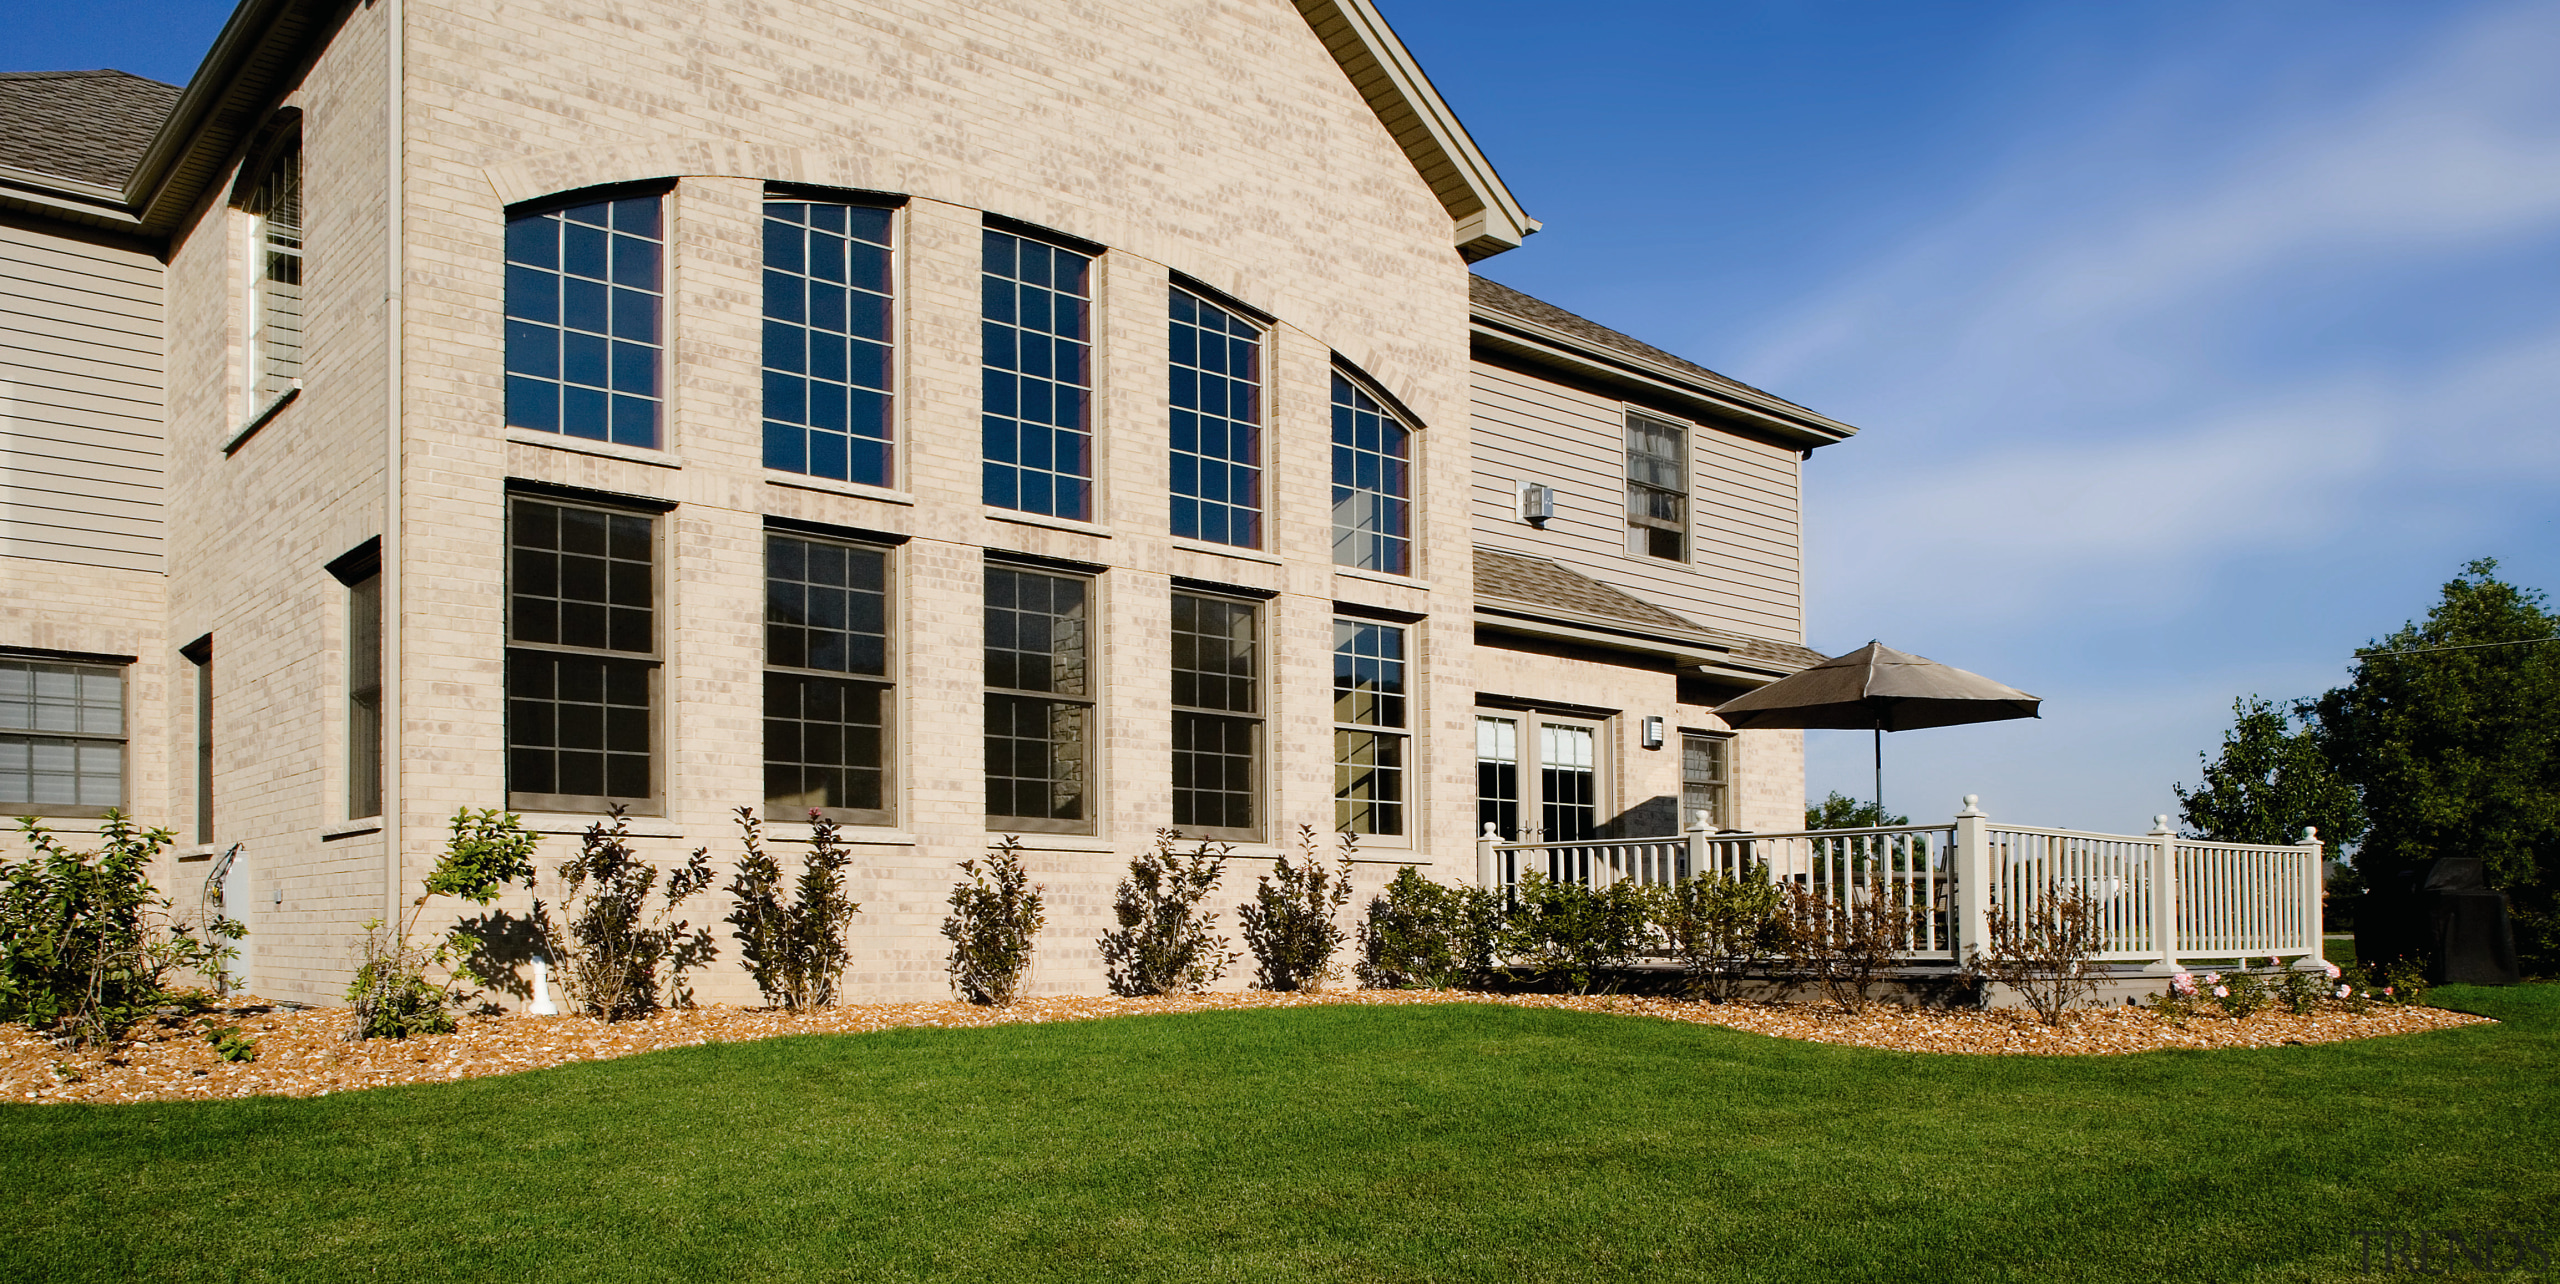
[1804, 792, 1908, 830]
[2311, 559, 2560, 971]
[2176, 696, 2364, 850]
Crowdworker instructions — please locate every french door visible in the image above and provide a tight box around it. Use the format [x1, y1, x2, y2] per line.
[1475, 711, 1606, 845]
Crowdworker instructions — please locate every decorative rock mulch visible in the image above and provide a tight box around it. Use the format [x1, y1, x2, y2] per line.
[2, 990, 2494, 1106]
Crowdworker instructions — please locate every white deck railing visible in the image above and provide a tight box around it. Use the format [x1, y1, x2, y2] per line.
[1478, 796, 2324, 970]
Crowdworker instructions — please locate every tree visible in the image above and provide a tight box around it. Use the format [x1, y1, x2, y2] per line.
[1804, 792, 1908, 830]
[2311, 559, 2560, 973]
[2176, 695, 2364, 850]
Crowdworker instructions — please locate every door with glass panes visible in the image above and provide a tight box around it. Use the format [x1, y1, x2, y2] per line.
[1476, 710, 1608, 877]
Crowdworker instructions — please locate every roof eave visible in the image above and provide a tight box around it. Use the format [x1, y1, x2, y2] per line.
[1294, 0, 1537, 261]
[1472, 312, 1859, 450]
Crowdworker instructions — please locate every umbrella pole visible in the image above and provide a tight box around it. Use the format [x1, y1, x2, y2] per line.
[1873, 724, 1883, 823]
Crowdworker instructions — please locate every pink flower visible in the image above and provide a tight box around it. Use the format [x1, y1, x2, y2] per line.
[2335, 984, 2352, 999]
[2170, 971, 2197, 997]
[2321, 961, 2342, 979]
[2213, 985, 2229, 998]
[2203, 972, 2224, 986]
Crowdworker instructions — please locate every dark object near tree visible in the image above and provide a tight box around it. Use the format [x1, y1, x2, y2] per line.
[0, 814, 242, 1049]
[1239, 825, 1355, 992]
[1099, 830, 1238, 996]
[943, 837, 1045, 1005]
[725, 809, 862, 1010]
[2355, 859, 2521, 987]
[538, 808, 718, 1020]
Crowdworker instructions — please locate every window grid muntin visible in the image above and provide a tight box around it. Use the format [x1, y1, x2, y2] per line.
[762, 201, 896, 487]
[1682, 732, 1732, 830]
[982, 230, 1094, 521]
[1331, 372, 1412, 573]
[1171, 592, 1261, 837]
[1169, 288, 1263, 549]
[249, 143, 303, 403]
[507, 497, 659, 809]
[1626, 411, 1688, 561]
[985, 566, 1095, 829]
[0, 660, 125, 813]
[504, 194, 665, 449]
[765, 533, 895, 824]
[1332, 620, 1407, 836]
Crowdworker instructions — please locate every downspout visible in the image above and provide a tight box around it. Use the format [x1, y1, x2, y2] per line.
[382, 0, 404, 924]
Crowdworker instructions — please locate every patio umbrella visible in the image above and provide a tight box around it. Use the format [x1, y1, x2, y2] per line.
[1712, 642, 2040, 819]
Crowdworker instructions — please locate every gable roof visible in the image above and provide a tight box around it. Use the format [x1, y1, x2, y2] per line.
[1469, 274, 1860, 450]
[0, 71, 181, 191]
[1473, 547, 1828, 677]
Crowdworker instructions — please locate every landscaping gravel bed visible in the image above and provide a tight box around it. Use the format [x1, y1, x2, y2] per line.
[3, 990, 2491, 1105]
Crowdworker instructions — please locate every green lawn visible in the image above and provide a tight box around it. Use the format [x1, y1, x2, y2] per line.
[6, 988, 2555, 1284]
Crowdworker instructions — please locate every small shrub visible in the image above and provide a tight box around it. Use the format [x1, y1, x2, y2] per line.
[1648, 867, 1785, 1002]
[1241, 826, 1356, 992]
[538, 809, 717, 1021]
[198, 1016, 257, 1063]
[2277, 960, 2344, 1015]
[1505, 872, 1649, 995]
[944, 836, 1046, 1005]
[724, 809, 863, 1010]
[1965, 888, 2104, 1025]
[348, 808, 539, 1040]
[0, 813, 242, 1049]
[1100, 830, 1238, 996]
[2196, 968, 2271, 1019]
[1358, 867, 1502, 990]
[2364, 957, 2431, 1006]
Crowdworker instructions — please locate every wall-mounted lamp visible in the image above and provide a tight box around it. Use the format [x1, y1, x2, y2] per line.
[1640, 716, 1665, 750]
[1519, 481, 1555, 525]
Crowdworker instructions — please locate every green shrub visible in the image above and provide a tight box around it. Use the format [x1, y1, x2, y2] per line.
[538, 809, 716, 1021]
[2196, 967, 2272, 1018]
[1505, 872, 1649, 995]
[1647, 868, 1785, 1002]
[943, 836, 1045, 1005]
[2365, 957, 2431, 1006]
[1965, 888, 2103, 1025]
[1100, 830, 1238, 997]
[1356, 867, 1505, 990]
[1240, 826, 1355, 992]
[197, 1016, 257, 1063]
[724, 809, 862, 1010]
[0, 813, 241, 1049]
[348, 808, 539, 1040]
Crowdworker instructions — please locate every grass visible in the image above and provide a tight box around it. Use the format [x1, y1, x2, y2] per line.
[5, 988, 2556, 1283]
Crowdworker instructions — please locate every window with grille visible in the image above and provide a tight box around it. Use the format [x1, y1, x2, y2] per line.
[247, 142, 302, 404]
[505, 192, 665, 448]
[0, 657, 125, 817]
[1626, 411, 1688, 561]
[1682, 732, 1732, 830]
[985, 565, 1094, 831]
[763, 200, 895, 487]
[1333, 620, 1407, 836]
[982, 230, 1093, 520]
[346, 569, 382, 820]
[1169, 288, 1262, 548]
[1476, 715, 1519, 840]
[765, 532, 894, 825]
[1331, 373, 1412, 574]
[506, 497, 658, 810]
[1476, 708, 1609, 846]
[1171, 592, 1260, 839]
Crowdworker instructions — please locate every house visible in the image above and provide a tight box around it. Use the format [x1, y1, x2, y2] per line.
[0, 0, 1854, 1007]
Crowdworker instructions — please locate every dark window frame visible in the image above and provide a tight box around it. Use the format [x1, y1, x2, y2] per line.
[1330, 370, 1414, 575]
[504, 494, 664, 814]
[763, 530, 898, 827]
[503, 185, 671, 450]
[984, 563, 1099, 834]
[1332, 619, 1408, 838]
[981, 226, 1096, 521]
[1170, 590, 1263, 842]
[760, 195, 899, 488]
[1168, 286, 1264, 550]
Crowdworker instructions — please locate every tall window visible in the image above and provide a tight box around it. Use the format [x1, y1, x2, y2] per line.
[1476, 715, 1519, 839]
[0, 657, 125, 817]
[765, 533, 893, 824]
[1538, 721, 1599, 843]
[1682, 732, 1732, 830]
[1171, 593, 1260, 839]
[1169, 288, 1262, 548]
[188, 641, 213, 843]
[1626, 411, 1688, 561]
[505, 193, 664, 448]
[764, 201, 895, 487]
[1477, 708, 1607, 845]
[347, 570, 382, 820]
[982, 230, 1093, 520]
[1332, 620, 1406, 836]
[506, 497, 658, 810]
[985, 565, 1093, 831]
[247, 142, 303, 403]
[1331, 373, 1411, 574]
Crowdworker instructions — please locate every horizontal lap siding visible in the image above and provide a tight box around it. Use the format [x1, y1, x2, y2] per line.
[1470, 361, 1801, 640]
[0, 222, 165, 572]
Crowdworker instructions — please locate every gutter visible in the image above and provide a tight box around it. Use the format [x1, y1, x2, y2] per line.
[382, 0, 404, 924]
[121, 0, 296, 230]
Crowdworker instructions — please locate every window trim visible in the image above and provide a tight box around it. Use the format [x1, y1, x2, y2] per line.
[762, 529, 899, 827]
[1331, 618, 1411, 841]
[1329, 366, 1419, 577]
[243, 134, 304, 409]
[984, 562, 1101, 835]
[501, 182, 675, 452]
[1474, 705, 1613, 844]
[1680, 729, 1736, 832]
[758, 192, 903, 490]
[335, 546, 384, 823]
[503, 493, 666, 815]
[0, 652, 130, 819]
[1170, 589, 1265, 843]
[1167, 283, 1268, 551]
[1624, 406, 1692, 563]
[979, 222, 1101, 523]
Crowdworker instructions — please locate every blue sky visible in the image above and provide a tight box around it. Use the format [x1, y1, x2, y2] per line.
[17, 0, 2560, 833]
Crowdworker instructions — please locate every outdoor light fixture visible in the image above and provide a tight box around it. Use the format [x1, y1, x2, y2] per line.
[1641, 715, 1664, 749]
[1519, 481, 1555, 525]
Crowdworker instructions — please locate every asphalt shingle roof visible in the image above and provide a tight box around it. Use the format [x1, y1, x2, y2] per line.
[0, 70, 180, 189]
[1469, 274, 1825, 420]
[1473, 546, 1828, 672]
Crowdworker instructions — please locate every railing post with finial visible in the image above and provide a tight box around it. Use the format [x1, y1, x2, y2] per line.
[2292, 826, 2327, 971]
[2145, 814, 2182, 974]
[1953, 795, 1991, 964]
[1686, 809, 1712, 882]
[1478, 821, 1502, 892]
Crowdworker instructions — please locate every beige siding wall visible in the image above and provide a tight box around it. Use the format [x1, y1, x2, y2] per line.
[0, 216, 165, 573]
[1470, 356, 1804, 641]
